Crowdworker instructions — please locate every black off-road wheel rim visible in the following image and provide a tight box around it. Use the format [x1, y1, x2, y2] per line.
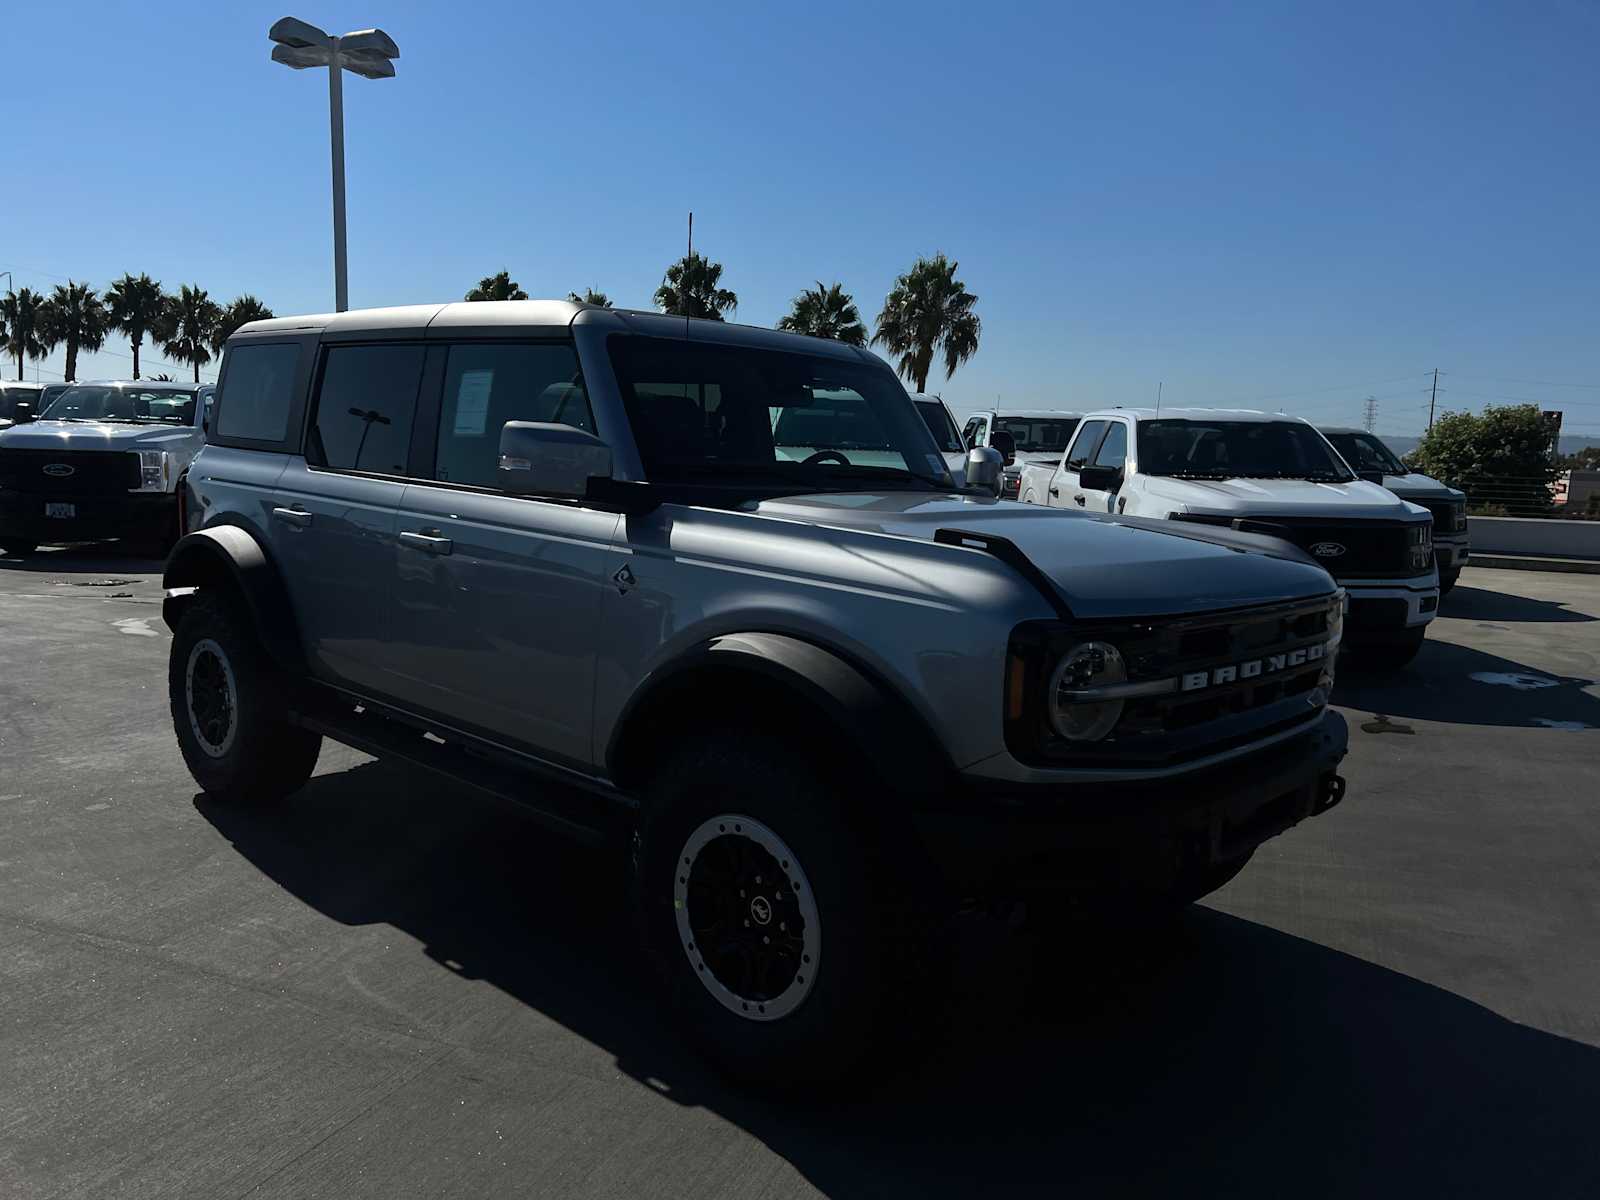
[674, 815, 821, 1021]
[185, 637, 239, 759]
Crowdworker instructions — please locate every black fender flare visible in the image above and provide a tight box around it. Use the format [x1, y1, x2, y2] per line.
[606, 631, 954, 802]
[162, 526, 305, 673]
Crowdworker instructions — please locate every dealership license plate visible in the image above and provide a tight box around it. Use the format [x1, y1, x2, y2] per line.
[44, 502, 75, 519]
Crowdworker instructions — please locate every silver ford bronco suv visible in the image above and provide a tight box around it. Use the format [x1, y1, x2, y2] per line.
[164, 300, 1349, 1082]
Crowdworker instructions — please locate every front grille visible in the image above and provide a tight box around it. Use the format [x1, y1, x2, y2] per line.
[1006, 595, 1338, 770]
[1239, 517, 1425, 578]
[0, 449, 140, 496]
[1420, 499, 1465, 534]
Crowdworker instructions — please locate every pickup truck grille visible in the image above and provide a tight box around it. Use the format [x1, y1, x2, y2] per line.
[1238, 517, 1425, 579]
[1006, 594, 1339, 770]
[0, 449, 140, 496]
[1418, 499, 1466, 534]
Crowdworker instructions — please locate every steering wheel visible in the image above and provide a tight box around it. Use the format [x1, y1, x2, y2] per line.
[800, 450, 851, 467]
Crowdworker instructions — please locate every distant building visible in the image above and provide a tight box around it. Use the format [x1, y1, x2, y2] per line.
[1561, 470, 1600, 516]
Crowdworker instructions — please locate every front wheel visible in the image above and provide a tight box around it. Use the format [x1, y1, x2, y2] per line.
[168, 595, 322, 803]
[1439, 568, 1460, 596]
[634, 732, 939, 1086]
[1344, 625, 1427, 671]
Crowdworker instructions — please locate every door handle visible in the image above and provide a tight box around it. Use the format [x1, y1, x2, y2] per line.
[272, 506, 313, 528]
[1074, 495, 1086, 506]
[1048, 486, 1060, 497]
[399, 529, 453, 556]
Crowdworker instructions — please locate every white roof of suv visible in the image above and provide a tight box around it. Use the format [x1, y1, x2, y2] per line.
[1084, 407, 1314, 424]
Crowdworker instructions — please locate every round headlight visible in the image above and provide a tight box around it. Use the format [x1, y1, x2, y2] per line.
[1047, 641, 1127, 742]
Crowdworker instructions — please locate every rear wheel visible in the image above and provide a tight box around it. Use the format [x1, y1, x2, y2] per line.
[168, 595, 322, 803]
[634, 731, 941, 1086]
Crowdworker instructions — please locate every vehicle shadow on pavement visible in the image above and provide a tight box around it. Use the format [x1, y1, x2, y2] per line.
[198, 762, 1600, 1198]
[0, 543, 164, 575]
[1334, 640, 1599, 729]
[1443, 584, 1597, 624]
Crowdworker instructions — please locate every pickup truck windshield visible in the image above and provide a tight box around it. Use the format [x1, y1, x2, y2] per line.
[609, 335, 951, 491]
[913, 398, 963, 453]
[1323, 430, 1407, 476]
[995, 416, 1079, 453]
[42, 385, 198, 425]
[1139, 419, 1355, 482]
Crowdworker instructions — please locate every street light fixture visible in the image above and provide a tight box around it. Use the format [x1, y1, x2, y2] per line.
[268, 16, 399, 312]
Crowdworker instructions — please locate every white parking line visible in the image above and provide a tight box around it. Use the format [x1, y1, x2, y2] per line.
[111, 617, 161, 638]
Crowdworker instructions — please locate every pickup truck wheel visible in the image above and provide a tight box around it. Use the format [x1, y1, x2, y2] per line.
[168, 596, 321, 803]
[634, 733, 935, 1085]
[0, 540, 37, 558]
[1171, 849, 1255, 907]
[1439, 568, 1460, 596]
[1343, 625, 1427, 672]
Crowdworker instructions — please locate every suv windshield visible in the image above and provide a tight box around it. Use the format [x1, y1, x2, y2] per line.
[913, 398, 963, 453]
[1324, 430, 1408, 476]
[43, 385, 198, 425]
[1139, 419, 1355, 482]
[995, 416, 1079, 454]
[609, 335, 951, 493]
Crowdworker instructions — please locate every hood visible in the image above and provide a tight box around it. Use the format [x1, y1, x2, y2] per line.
[751, 492, 1336, 619]
[1378, 471, 1464, 502]
[1142, 475, 1425, 519]
[0, 420, 198, 450]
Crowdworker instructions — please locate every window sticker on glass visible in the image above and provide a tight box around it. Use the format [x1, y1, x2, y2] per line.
[453, 369, 494, 436]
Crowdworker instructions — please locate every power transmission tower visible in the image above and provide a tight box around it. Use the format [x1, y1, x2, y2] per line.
[1363, 396, 1378, 432]
[1427, 368, 1439, 430]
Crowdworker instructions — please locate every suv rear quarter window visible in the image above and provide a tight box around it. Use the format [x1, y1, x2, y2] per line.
[213, 341, 307, 448]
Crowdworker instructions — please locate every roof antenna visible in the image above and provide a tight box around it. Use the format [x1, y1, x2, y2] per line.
[1156, 380, 1163, 416]
[685, 210, 693, 339]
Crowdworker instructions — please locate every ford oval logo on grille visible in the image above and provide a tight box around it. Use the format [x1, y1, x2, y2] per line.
[1310, 541, 1346, 558]
[42, 463, 75, 478]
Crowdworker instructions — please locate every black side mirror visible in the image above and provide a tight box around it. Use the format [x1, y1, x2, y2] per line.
[11, 400, 35, 425]
[1077, 464, 1123, 492]
[1356, 469, 1386, 486]
[988, 430, 1016, 465]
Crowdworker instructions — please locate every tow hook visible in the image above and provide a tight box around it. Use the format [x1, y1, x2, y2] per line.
[1314, 773, 1346, 816]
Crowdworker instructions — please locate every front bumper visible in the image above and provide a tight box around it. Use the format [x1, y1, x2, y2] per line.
[0, 489, 174, 544]
[1433, 534, 1469, 572]
[1340, 574, 1438, 634]
[913, 710, 1348, 895]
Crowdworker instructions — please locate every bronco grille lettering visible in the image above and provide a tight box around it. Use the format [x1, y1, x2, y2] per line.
[1180, 642, 1326, 692]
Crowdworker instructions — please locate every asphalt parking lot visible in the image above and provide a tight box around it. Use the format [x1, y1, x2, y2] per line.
[2, 549, 1598, 1198]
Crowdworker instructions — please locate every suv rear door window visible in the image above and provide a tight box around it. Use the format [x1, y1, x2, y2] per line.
[217, 344, 300, 442]
[435, 343, 591, 489]
[308, 344, 425, 475]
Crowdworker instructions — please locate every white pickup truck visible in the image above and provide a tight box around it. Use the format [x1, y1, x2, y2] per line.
[1017, 408, 1439, 665]
[960, 408, 1083, 500]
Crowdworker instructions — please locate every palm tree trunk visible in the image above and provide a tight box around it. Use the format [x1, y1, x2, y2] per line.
[13, 350, 21, 381]
[66, 337, 77, 383]
[132, 338, 140, 380]
[193, 360, 200, 384]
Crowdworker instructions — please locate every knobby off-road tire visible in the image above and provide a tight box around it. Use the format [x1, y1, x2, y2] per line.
[634, 731, 942, 1087]
[168, 595, 322, 803]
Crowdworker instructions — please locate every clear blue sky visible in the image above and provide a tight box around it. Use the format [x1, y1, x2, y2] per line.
[6, 0, 1600, 437]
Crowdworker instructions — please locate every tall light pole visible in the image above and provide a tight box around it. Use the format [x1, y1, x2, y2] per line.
[269, 17, 399, 312]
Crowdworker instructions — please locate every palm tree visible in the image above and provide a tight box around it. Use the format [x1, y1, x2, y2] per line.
[39, 281, 111, 382]
[162, 285, 222, 383]
[104, 273, 172, 379]
[567, 288, 613, 308]
[871, 254, 982, 392]
[0, 288, 50, 380]
[654, 253, 737, 321]
[777, 282, 868, 345]
[465, 271, 528, 301]
[211, 295, 276, 355]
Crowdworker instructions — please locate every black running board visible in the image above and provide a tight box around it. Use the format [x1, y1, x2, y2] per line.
[290, 690, 624, 847]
